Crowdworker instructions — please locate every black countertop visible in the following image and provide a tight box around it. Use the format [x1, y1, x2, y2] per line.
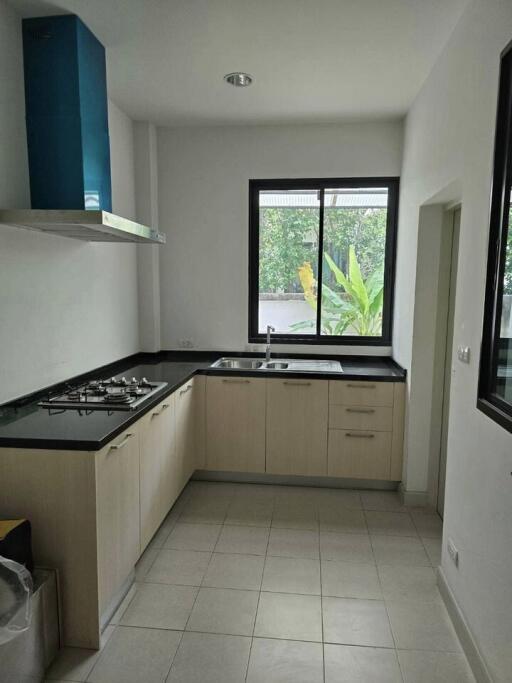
[0, 352, 405, 451]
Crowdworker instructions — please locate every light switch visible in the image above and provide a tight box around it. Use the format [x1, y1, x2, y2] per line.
[457, 346, 470, 363]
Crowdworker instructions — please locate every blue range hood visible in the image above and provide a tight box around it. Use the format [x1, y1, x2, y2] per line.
[0, 14, 165, 244]
[23, 14, 112, 212]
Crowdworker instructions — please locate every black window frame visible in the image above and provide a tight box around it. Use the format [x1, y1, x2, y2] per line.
[248, 176, 399, 346]
[478, 40, 512, 434]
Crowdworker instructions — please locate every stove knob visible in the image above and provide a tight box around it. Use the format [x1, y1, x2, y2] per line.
[141, 377, 150, 386]
[120, 377, 128, 385]
[131, 377, 138, 384]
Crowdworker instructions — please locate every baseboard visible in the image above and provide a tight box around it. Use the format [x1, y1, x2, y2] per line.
[437, 567, 493, 683]
[193, 470, 398, 490]
[398, 482, 430, 507]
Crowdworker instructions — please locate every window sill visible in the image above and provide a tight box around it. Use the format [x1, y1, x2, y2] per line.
[249, 335, 391, 346]
[477, 397, 512, 434]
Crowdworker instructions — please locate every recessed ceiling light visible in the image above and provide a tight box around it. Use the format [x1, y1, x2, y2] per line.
[224, 72, 253, 87]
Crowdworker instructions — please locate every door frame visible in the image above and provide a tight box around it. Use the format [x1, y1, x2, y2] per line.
[431, 205, 461, 517]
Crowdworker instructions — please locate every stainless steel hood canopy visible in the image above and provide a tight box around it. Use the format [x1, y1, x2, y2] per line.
[0, 210, 165, 244]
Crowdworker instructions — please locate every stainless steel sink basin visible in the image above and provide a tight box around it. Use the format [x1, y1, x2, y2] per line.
[210, 357, 342, 372]
[213, 358, 264, 369]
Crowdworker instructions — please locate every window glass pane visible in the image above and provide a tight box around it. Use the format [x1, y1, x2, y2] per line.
[494, 188, 512, 402]
[258, 190, 320, 334]
[320, 188, 388, 336]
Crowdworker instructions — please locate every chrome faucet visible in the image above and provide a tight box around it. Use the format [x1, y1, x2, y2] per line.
[265, 325, 275, 362]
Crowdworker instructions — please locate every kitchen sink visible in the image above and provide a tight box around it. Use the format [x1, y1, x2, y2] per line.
[213, 359, 264, 369]
[210, 357, 342, 372]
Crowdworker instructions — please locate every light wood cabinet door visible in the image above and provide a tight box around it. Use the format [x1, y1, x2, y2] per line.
[266, 378, 328, 476]
[328, 429, 392, 480]
[206, 376, 266, 472]
[175, 378, 199, 494]
[96, 427, 140, 615]
[139, 395, 175, 551]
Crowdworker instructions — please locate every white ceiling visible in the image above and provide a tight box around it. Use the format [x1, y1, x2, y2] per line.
[8, 0, 470, 126]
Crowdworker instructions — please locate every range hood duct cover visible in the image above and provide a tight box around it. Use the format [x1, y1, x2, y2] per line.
[1, 15, 165, 245]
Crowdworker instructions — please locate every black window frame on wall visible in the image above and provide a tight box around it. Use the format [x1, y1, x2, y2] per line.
[248, 177, 399, 346]
[478, 40, 512, 434]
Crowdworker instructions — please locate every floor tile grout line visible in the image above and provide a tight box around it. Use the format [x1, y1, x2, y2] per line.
[318, 515, 326, 682]
[246, 507, 273, 681]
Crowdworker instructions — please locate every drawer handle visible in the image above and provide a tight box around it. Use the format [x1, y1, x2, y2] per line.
[345, 432, 375, 439]
[347, 384, 376, 389]
[222, 379, 250, 384]
[151, 403, 170, 418]
[179, 384, 193, 395]
[345, 408, 375, 414]
[110, 433, 134, 450]
[283, 381, 312, 386]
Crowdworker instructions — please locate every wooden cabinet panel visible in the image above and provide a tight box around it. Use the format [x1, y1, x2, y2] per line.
[328, 429, 391, 480]
[390, 382, 405, 480]
[96, 427, 140, 616]
[266, 379, 328, 476]
[206, 376, 266, 472]
[329, 404, 392, 431]
[139, 396, 175, 552]
[329, 380, 394, 407]
[175, 378, 203, 493]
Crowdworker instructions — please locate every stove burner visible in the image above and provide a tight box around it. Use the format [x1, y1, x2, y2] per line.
[39, 376, 168, 412]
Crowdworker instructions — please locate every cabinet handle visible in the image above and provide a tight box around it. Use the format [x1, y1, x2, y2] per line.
[283, 381, 312, 386]
[345, 432, 375, 439]
[179, 384, 193, 395]
[222, 379, 250, 384]
[109, 432, 134, 450]
[345, 408, 375, 414]
[347, 384, 376, 389]
[152, 402, 170, 418]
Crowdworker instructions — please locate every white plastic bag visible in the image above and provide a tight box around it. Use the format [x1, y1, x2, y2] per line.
[0, 555, 33, 644]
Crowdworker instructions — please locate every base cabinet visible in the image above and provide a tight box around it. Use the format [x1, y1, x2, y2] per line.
[0, 370, 405, 651]
[328, 429, 392, 479]
[266, 379, 328, 476]
[96, 428, 140, 616]
[139, 396, 175, 552]
[175, 377, 205, 487]
[206, 376, 266, 472]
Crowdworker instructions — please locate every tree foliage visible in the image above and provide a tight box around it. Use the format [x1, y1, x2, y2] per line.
[259, 206, 387, 293]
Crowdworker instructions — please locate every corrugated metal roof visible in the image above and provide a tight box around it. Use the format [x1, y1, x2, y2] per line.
[260, 190, 388, 209]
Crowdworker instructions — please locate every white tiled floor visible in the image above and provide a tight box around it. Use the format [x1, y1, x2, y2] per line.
[46, 482, 475, 683]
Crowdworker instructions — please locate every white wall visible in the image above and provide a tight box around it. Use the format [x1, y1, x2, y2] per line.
[0, 1, 140, 403]
[157, 121, 403, 354]
[108, 99, 137, 221]
[394, 1, 512, 679]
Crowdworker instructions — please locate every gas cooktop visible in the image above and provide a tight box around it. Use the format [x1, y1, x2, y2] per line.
[38, 376, 168, 412]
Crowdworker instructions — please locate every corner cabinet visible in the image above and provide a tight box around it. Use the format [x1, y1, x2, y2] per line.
[266, 379, 328, 476]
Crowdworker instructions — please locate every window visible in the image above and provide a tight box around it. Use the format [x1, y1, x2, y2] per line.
[248, 177, 399, 345]
[478, 41, 512, 433]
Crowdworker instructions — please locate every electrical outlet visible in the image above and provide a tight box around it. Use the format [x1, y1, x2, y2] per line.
[457, 346, 470, 363]
[178, 339, 194, 349]
[447, 538, 459, 567]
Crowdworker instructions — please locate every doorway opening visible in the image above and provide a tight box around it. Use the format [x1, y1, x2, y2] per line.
[434, 207, 461, 517]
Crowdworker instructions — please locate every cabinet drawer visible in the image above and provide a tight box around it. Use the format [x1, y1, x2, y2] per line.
[329, 380, 393, 407]
[328, 429, 391, 480]
[329, 404, 392, 431]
